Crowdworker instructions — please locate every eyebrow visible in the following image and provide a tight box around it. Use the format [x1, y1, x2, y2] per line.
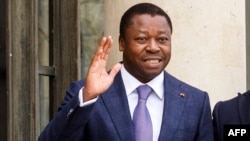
[137, 30, 170, 35]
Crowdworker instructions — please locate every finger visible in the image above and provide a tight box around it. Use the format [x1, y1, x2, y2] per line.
[91, 37, 107, 64]
[101, 36, 112, 60]
[109, 63, 122, 79]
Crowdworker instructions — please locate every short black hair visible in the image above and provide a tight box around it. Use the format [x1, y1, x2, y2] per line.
[119, 3, 173, 38]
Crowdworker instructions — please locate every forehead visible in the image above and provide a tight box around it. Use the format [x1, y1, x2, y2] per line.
[127, 14, 171, 32]
[131, 14, 168, 24]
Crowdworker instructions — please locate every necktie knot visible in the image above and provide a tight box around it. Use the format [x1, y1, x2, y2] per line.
[137, 85, 152, 100]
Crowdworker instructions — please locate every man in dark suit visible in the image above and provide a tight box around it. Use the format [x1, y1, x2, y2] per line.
[212, 90, 250, 141]
[39, 3, 214, 141]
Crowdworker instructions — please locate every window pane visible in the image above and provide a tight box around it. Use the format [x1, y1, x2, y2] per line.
[80, 0, 104, 77]
[38, 76, 50, 130]
[38, 0, 50, 131]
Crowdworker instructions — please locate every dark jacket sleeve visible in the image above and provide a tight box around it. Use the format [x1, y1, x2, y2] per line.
[38, 80, 94, 141]
[196, 92, 214, 141]
[212, 101, 224, 141]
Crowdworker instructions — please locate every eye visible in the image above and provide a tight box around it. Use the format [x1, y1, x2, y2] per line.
[158, 37, 168, 43]
[135, 37, 147, 44]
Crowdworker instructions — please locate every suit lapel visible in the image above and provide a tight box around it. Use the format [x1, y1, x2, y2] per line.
[100, 71, 189, 141]
[158, 72, 187, 141]
[101, 72, 135, 141]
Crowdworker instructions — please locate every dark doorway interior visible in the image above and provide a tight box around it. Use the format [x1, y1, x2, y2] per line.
[0, 0, 7, 140]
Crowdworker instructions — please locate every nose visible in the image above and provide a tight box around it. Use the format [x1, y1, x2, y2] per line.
[146, 39, 160, 52]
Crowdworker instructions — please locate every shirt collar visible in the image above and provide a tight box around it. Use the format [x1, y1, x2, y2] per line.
[120, 65, 164, 100]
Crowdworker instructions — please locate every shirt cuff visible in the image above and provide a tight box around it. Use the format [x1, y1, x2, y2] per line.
[79, 87, 98, 107]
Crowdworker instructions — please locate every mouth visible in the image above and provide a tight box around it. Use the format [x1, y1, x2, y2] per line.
[143, 56, 163, 67]
[145, 59, 161, 64]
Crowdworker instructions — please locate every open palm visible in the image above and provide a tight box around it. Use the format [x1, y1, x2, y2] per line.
[83, 36, 122, 101]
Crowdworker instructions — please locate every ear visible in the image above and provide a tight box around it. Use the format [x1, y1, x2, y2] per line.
[119, 35, 125, 51]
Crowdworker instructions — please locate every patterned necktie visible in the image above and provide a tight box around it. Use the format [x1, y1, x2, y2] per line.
[133, 85, 153, 141]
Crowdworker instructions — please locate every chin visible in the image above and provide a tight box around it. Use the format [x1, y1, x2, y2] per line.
[144, 70, 162, 78]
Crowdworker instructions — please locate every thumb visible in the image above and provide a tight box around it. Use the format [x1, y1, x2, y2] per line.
[109, 63, 122, 78]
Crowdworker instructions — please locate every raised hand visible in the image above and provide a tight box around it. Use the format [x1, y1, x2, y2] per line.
[82, 36, 122, 101]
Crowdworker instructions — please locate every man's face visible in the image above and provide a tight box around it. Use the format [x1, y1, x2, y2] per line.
[119, 14, 172, 83]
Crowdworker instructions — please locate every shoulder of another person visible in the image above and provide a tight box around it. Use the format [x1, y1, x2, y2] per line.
[240, 90, 250, 97]
[237, 90, 250, 105]
[215, 90, 250, 108]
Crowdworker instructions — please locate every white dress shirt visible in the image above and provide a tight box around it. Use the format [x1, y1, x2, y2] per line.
[79, 65, 164, 141]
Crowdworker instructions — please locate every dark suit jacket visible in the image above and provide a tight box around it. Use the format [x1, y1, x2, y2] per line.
[38, 71, 214, 141]
[212, 90, 250, 141]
